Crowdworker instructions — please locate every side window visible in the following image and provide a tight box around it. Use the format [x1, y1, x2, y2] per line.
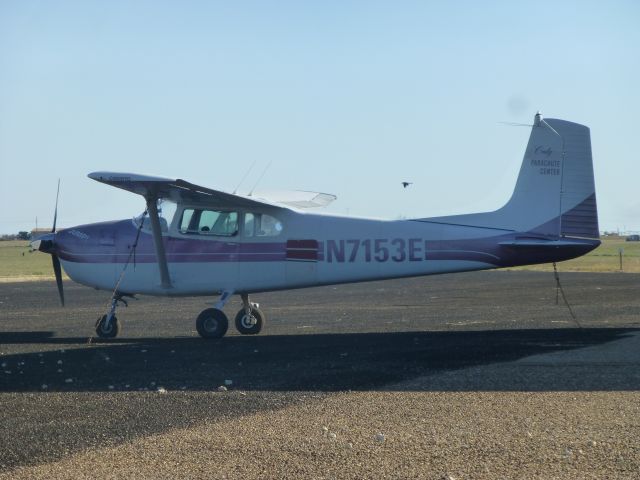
[244, 213, 255, 237]
[179, 209, 238, 236]
[258, 214, 282, 236]
[210, 211, 238, 236]
[243, 213, 283, 237]
[199, 210, 218, 232]
[180, 209, 195, 233]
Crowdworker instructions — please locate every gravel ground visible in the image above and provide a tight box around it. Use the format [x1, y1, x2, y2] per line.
[1, 271, 639, 478]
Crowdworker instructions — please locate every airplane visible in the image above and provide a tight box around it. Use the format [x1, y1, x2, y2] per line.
[30, 113, 600, 339]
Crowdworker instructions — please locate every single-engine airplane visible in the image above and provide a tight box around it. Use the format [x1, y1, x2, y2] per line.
[31, 113, 599, 339]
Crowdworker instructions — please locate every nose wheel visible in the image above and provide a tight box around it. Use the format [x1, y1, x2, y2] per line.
[96, 314, 120, 338]
[95, 293, 132, 339]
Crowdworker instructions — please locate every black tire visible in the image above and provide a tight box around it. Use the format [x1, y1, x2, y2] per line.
[96, 314, 120, 338]
[234, 307, 265, 335]
[196, 308, 229, 339]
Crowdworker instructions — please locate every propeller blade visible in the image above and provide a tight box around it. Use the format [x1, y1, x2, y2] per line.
[52, 179, 60, 233]
[52, 255, 65, 307]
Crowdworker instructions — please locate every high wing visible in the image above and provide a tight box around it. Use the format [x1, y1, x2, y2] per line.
[88, 172, 284, 210]
[88, 172, 336, 210]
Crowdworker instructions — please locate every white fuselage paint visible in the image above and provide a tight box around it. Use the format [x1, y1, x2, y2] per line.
[60, 210, 499, 297]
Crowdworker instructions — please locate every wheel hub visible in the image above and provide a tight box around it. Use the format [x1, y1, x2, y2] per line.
[101, 322, 113, 334]
[204, 316, 219, 332]
[241, 314, 256, 328]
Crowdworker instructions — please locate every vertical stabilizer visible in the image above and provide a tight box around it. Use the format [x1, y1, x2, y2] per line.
[424, 113, 599, 239]
[505, 114, 599, 238]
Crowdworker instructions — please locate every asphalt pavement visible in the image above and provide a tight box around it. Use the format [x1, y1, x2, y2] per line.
[1, 271, 639, 478]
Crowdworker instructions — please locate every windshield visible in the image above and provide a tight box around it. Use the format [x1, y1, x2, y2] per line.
[158, 199, 177, 223]
[133, 199, 177, 232]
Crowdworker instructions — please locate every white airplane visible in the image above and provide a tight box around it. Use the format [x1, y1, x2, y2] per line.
[31, 113, 599, 339]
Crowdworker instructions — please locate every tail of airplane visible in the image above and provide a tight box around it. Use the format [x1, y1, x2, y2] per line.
[429, 113, 599, 240]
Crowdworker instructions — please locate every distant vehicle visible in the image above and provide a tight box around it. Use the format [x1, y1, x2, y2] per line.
[626, 235, 640, 242]
[31, 113, 600, 339]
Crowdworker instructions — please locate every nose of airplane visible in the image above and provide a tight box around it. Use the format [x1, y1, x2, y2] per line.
[30, 232, 57, 254]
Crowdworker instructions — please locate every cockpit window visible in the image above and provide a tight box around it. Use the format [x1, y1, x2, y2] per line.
[158, 199, 177, 224]
[133, 199, 176, 233]
[179, 208, 239, 236]
[133, 214, 170, 233]
[244, 213, 283, 237]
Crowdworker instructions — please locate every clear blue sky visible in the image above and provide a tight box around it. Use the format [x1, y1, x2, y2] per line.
[1, 1, 638, 233]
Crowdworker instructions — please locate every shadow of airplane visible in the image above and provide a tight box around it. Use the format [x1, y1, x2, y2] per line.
[1, 327, 638, 393]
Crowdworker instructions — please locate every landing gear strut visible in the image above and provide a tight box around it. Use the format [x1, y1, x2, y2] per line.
[95, 293, 133, 338]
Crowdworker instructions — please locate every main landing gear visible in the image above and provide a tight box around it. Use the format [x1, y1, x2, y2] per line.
[95, 293, 134, 339]
[195, 291, 266, 339]
[93, 291, 265, 340]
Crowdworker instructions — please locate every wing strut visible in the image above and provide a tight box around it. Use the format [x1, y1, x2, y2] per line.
[145, 195, 172, 289]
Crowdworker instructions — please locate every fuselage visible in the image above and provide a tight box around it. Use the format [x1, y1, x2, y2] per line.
[51, 205, 599, 297]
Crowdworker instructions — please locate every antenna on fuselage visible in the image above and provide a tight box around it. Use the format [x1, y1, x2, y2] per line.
[248, 161, 272, 196]
[233, 160, 257, 194]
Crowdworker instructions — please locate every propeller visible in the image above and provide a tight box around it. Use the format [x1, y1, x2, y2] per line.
[30, 179, 65, 306]
[52, 179, 60, 234]
[52, 254, 65, 307]
[51, 179, 64, 306]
